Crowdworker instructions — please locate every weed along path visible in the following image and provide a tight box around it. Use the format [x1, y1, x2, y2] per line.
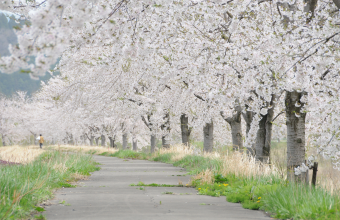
[44, 155, 271, 220]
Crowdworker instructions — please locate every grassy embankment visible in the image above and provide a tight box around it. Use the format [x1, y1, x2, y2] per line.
[0, 146, 100, 220]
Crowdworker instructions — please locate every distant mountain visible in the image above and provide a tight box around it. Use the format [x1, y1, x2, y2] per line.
[0, 72, 54, 97]
[0, 12, 18, 56]
[0, 12, 58, 97]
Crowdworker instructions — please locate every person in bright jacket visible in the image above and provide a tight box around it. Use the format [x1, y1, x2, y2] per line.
[39, 134, 44, 149]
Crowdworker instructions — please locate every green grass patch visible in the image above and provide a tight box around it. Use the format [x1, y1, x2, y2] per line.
[100, 149, 148, 160]
[57, 181, 76, 188]
[34, 207, 45, 212]
[152, 153, 173, 163]
[262, 183, 340, 219]
[130, 181, 184, 187]
[0, 151, 99, 219]
[150, 153, 222, 175]
[35, 214, 46, 220]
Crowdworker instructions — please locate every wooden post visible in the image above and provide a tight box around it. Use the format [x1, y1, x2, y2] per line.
[312, 162, 318, 186]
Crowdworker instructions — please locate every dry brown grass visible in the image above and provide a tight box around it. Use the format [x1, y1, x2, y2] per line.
[221, 151, 281, 178]
[270, 141, 340, 195]
[156, 143, 340, 196]
[48, 144, 119, 154]
[0, 145, 44, 164]
[157, 144, 280, 185]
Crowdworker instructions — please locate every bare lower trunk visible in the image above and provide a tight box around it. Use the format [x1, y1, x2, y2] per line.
[286, 91, 307, 182]
[90, 136, 95, 146]
[109, 136, 116, 148]
[151, 135, 156, 153]
[123, 133, 128, 149]
[34, 134, 37, 145]
[203, 121, 213, 152]
[162, 136, 170, 148]
[69, 134, 74, 145]
[255, 98, 275, 162]
[265, 105, 274, 160]
[133, 139, 137, 151]
[95, 137, 99, 146]
[109, 137, 112, 148]
[2, 134, 5, 146]
[221, 106, 243, 151]
[242, 110, 255, 154]
[230, 119, 243, 151]
[101, 135, 106, 147]
[161, 112, 171, 148]
[142, 114, 156, 153]
[180, 114, 192, 147]
[242, 110, 254, 135]
[256, 116, 266, 161]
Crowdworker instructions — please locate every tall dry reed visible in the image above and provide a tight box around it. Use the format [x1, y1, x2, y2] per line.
[157, 144, 280, 184]
[0, 146, 44, 164]
[49, 144, 119, 155]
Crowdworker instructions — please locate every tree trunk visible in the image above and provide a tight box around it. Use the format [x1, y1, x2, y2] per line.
[180, 114, 192, 147]
[162, 136, 170, 148]
[95, 137, 99, 146]
[333, 0, 340, 9]
[2, 134, 5, 146]
[109, 137, 113, 148]
[255, 96, 275, 162]
[122, 133, 128, 149]
[151, 134, 156, 153]
[256, 116, 266, 161]
[221, 106, 243, 151]
[242, 110, 254, 135]
[161, 112, 171, 148]
[285, 91, 307, 182]
[203, 121, 214, 152]
[109, 137, 116, 148]
[34, 133, 37, 145]
[133, 138, 137, 151]
[230, 118, 243, 151]
[90, 136, 95, 146]
[101, 135, 106, 147]
[83, 135, 86, 145]
[68, 133, 74, 145]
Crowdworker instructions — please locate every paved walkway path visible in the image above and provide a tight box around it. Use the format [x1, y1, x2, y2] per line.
[44, 155, 271, 220]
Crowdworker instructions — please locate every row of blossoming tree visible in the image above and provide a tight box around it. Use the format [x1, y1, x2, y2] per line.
[1, 0, 340, 181]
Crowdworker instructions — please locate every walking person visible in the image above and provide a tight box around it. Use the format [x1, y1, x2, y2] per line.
[39, 134, 44, 149]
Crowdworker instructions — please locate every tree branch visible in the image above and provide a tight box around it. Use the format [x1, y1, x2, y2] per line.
[271, 111, 284, 123]
[194, 94, 206, 101]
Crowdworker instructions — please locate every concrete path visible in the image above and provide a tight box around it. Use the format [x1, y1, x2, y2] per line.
[44, 155, 271, 220]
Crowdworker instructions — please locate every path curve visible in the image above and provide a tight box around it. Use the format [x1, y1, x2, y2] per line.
[44, 155, 271, 220]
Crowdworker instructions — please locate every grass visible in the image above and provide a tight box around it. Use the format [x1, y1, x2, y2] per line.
[0, 146, 44, 164]
[0, 150, 100, 219]
[130, 181, 184, 187]
[47, 144, 119, 155]
[100, 149, 148, 160]
[263, 183, 340, 219]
